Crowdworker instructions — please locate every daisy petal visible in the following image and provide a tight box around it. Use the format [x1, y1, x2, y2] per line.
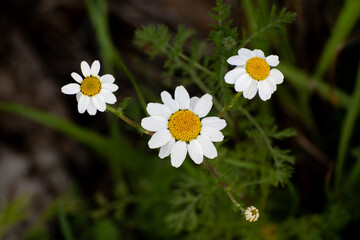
[193, 94, 213, 118]
[243, 80, 258, 100]
[80, 61, 91, 77]
[258, 81, 272, 101]
[201, 126, 224, 142]
[71, 72, 83, 83]
[201, 117, 227, 130]
[78, 95, 90, 114]
[270, 68, 284, 84]
[141, 116, 168, 132]
[100, 89, 117, 104]
[224, 67, 245, 84]
[266, 77, 277, 93]
[174, 85, 190, 109]
[159, 138, 175, 159]
[102, 83, 119, 92]
[87, 99, 97, 115]
[91, 60, 100, 76]
[170, 141, 187, 168]
[61, 83, 80, 95]
[227, 55, 248, 66]
[161, 91, 179, 113]
[92, 94, 106, 112]
[266, 55, 279, 67]
[189, 97, 199, 111]
[146, 103, 171, 118]
[187, 140, 203, 164]
[238, 48, 255, 58]
[196, 135, 217, 159]
[253, 49, 265, 58]
[76, 92, 82, 101]
[235, 74, 252, 92]
[148, 129, 172, 149]
[100, 74, 115, 84]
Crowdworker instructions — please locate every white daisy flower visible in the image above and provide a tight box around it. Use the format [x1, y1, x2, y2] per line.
[61, 60, 118, 115]
[244, 206, 259, 222]
[225, 48, 284, 101]
[141, 86, 227, 168]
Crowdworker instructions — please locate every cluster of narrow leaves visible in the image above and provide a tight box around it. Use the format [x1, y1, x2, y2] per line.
[133, 0, 297, 235]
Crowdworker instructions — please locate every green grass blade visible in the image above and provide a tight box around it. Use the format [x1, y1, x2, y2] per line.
[58, 204, 74, 240]
[0, 196, 29, 238]
[278, 63, 351, 108]
[0, 101, 111, 157]
[84, 0, 147, 112]
[315, 0, 360, 78]
[335, 62, 360, 191]
[346, 154, 360, 190]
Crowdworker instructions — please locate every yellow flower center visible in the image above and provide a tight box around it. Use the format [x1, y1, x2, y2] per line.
[251, 209, 259, 215]
[245, 57, 270, 81]
[80, 77, 102, 96]
[168, 110, 201, 142]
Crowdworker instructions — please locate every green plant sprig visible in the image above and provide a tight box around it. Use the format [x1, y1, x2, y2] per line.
[104, 99, 248, 210]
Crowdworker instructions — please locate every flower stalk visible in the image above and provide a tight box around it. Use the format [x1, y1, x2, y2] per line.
[106, 105, 152, 135]
[218, 92, 242, 118]
[203, 158, 243, 210]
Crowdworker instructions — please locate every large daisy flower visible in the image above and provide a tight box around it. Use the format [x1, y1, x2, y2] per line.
[224, 48, 284, 101]
[141, 86, 227, 168]
[61, 60, 118, 115]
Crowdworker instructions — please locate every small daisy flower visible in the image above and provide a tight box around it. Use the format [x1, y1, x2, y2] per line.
[141, 86, 227, 168]
[225, 48, 284, 101]
[244, 206, 259, 222]
[61, 60, 118, 115]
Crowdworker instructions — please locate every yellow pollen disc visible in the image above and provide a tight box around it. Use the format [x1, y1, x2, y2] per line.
[168, 110, 202, 142]
[251, 209, 259, 215]
[80, 77, 102, 96]
[245, 57, 270, 81]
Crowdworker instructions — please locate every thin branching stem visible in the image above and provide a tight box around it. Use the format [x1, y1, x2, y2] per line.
[85, 0, 147, 112]
[238, 106, 274, 154]
[218, 92, 242, 118]
[106, 105, 152, 135]
[106, 103, 242, 208]
[107, 98, 246, 210]
[178, 52, 216, 78]
[203, 158, 242, 208]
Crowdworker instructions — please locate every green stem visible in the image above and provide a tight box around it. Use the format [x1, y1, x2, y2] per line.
[218, 92, 242, 118]
[85, 0, 147, 112]
[203, 158, 244, 210]
[58, 204, 75, 240]
[186, 67, 222, 112]
[178, 52, 216, 78]
[315, 0, 360, 78]
[238, 106, 274, 154]
[106, 105, 152, 135]
[113, 55, 147, 112]
[335, 62, 360, 191]
[167, 46, 223, 112]
[278, 63, 351, 108]
[240, 12, 285, 48]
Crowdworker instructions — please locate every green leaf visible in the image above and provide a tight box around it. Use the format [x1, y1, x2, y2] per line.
[133, 24, 171, 57]
[335, 62, 360, 191]
[0, 196, 29, 238]
[117, 97, 131, 114]
[58, 204, 74, 240]
[270, 127, 297, 140]
[0, 101, 112, 158]
[315, 0, 360, 77]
